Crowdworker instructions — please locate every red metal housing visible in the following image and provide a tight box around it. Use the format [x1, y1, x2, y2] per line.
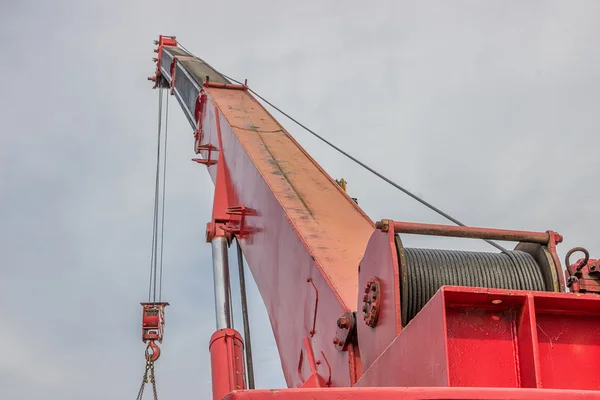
[141, 302, 169, 343]
[210, 329, 247, 399]
[223, 387, 600, 399]
[356, 286, 600, 390]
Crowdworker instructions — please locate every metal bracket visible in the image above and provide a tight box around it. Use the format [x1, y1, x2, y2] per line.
[193, 92, 208, 150]
[204, 81, 248, 90]
[333, 312, 356, 351]
[307, 278, 318, 337]
[221, 205, 258, 238]
[192, 144, 218, 167]
[192, 158, 216, 167]
[319, 350, 332, 387]
[149, 35, 177, 89]
[296, 337, 328, 388]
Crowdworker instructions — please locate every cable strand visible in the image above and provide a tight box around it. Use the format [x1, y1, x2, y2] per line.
[227, 75, 508, 253]
[158, 93, 169, 302]
[152, 90, 164, 302]
[149, 89, 164, 302]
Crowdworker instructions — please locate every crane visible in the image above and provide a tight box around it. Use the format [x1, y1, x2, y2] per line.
[142, 35, 600, 400]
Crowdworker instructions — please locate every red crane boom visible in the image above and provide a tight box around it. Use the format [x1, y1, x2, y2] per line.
[147, 35, 600, 400]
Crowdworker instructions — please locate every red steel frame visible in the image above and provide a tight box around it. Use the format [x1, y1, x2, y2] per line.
[150, 37, 600, 399]
[357, 220, 600, 392]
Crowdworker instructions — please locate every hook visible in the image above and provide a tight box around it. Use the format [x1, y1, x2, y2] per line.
[145, 341, 161, 362]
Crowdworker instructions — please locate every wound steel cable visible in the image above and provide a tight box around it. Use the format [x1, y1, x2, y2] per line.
[401, 247, 545, 325]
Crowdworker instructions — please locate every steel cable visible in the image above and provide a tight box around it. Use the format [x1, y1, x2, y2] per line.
[175, 41, 508, 253]
[149, 89, 164, 302]
[149, 88, 169, 303]
[158, 92, 170, 302]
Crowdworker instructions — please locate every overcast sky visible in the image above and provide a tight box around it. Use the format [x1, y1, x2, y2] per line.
[2, 1, 600, 398]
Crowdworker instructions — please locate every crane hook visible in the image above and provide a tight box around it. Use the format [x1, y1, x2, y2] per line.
[145, 340, 161, 362]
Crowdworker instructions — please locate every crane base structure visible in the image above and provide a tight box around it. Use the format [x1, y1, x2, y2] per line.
[224, 388, 600, 400]
[146, 35, 600, 399]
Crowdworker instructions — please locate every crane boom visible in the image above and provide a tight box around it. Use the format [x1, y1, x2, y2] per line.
[151, 36, 373, 388]
[148, 36, 600, 400]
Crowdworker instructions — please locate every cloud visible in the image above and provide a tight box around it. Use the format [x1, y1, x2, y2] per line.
[2, 1, 600, 398]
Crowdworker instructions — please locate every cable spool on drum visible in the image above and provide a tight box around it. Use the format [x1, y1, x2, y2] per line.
[395, 235, 559, 327]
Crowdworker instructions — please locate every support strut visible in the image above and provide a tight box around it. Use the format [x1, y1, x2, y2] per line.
[236, 239, 255, 389]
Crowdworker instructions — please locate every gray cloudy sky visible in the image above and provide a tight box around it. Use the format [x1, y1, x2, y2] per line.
[2, 1, 600, 398]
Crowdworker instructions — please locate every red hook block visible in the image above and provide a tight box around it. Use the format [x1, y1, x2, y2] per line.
[141, 302, 170, 343]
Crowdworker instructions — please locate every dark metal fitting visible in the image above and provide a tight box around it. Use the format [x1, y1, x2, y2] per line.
[565, 247, 590, 273]
[362, 277, 381, 327]
[375, 219, 390, 232]
[333, 312, 357, 352]
[548, 230, 564, 244]
[337, 316, 350, 329]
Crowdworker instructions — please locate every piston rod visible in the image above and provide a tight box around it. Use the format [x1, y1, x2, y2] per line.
[211, 237, 233, 329]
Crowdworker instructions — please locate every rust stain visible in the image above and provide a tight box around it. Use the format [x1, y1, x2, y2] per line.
[255, 131, 315, 218]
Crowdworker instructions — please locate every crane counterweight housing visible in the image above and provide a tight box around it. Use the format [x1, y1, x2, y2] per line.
[147, 35, 600, 399]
